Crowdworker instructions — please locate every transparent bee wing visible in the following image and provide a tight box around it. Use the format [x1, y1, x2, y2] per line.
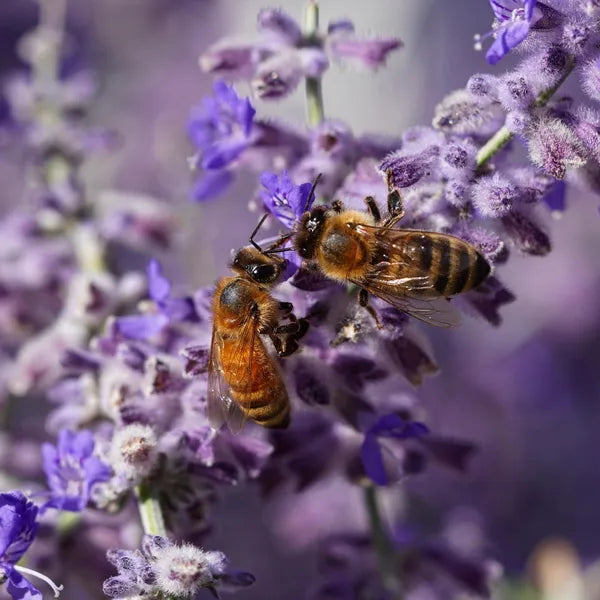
[353, 224, 463, 328]
[206, 325, 250, 433]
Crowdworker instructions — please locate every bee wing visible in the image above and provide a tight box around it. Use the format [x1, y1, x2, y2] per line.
[206, 324, 251, 434]
[353, 224, 462, 328]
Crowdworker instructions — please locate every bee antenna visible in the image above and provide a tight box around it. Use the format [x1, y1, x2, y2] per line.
[249, 214, 269, 252]
[304, 173, 323, 213]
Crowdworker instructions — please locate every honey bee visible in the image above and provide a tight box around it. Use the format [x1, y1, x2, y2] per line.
[293, 188, 491, 327]
[207, 220, 307, 432]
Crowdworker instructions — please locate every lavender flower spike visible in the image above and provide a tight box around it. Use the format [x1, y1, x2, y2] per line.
[0, 491, 63, 600]
[42, 429, 111, 512]
[475, 0, 540, 65]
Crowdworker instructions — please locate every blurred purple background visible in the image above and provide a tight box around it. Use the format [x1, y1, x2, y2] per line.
[2, 1, 600, 598]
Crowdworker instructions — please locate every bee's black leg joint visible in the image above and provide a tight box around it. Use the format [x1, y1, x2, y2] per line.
[278, 301, 293, 315]
[358, 289, 383, 329]
[364, 196, 381, 223]
[384, 189, 405, 228]
[332, 199, 344, 213]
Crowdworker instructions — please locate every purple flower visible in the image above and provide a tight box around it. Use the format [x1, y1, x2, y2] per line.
[188, 80, 256, 201]
[260, 170, 316, 228]
[0, 491, 63, 600]
[42, 429, 111, 512]
[116, 260, 196, 340]
[476, 0, 540, 65]
[361, 414, 429, 485]
[104, 535, 254, 598]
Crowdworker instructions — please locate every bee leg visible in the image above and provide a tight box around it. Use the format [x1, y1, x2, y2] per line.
[383, 189, 405, 228]
[269, 334, 300, 357]
[358, 289, 383, 329]
[332, 199, 344, 213]
[275, 317, 309, 338]
[364, 196, 382, 223]
[278, 301, 293, 317]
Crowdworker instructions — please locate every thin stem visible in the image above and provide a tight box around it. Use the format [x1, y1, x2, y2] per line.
[363, 485, 402, 598]
[135, 483, 167, 537]
[476, 56, 576, 171]
[303, 1, 324, 126]
[14, 565, 64, 598]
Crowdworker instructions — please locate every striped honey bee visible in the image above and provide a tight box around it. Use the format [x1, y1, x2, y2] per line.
[207, 221, 307, 432]
[293, 189, 491, 327]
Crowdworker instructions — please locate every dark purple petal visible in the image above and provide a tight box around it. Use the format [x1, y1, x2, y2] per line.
[202, 135, 251, 170]
[542, 179, 566, 212]
[159, 297, 196, 322]
[360, 434, 388, 485]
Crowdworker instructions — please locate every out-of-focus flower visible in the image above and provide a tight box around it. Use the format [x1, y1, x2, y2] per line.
[42, 429, 111, 512]
[116, 260, 197, 341]
[188, 80, 256, 201]
[103, 535, 254, 598]
[360, 414, 429, 485]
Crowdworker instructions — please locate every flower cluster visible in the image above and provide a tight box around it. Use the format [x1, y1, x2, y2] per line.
[2, 1, 600, 599]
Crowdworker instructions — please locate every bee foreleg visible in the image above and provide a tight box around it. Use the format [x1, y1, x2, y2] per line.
[358, 288, 383, 329]
[364, 196, 381, 223]
[384, 189, 405, 228]
[275, 317, 309, 338]
[278, 301, 293, 316]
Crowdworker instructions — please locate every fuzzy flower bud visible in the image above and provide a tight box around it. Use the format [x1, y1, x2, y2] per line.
[519, 45, 570, 92]
[497, 74, 534, 111]
[472, 173, 518, 218]
[466, 73, 498, 100]
[440, 140, 476, 181]
[501, 210, 551, 256]
[505, 110, 531, 134]
[379, 146, 439, 189]
[257, 8, 302, 44]
[527, 117, 588, 179]
[154, 543, 226, 596]
[110, 424, 158, 482]
[433, 89, 502, 135]
[582, 54, 600, 103]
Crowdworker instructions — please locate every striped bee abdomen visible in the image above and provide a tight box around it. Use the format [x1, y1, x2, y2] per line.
[222, 338, 290, 429]
[401, 232, 491, 296]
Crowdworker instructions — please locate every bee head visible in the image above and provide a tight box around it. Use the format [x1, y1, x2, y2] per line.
[294, 206, 328, 259]
[231, 246, 287, 285]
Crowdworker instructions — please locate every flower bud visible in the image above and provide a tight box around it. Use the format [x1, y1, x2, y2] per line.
[527, 117, 587, 179]
[110, 423, 158, 482]
[582, 54, 600, 103]
[501, 210, 551, 256]
[471, 173, 518, 218]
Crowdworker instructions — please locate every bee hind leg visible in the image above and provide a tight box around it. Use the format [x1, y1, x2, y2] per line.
[358, 288, 383, 329]
[269, 333, 300, 358]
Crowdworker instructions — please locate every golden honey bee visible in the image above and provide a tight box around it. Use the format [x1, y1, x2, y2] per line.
[207, 220, 307, 432]
[293, 187, 491, 327]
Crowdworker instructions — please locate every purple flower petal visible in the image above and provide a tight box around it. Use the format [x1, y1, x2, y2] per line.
[147, 260, 170, 303]
[192, 170, 234, 202]
[0, 492, 38, 564]
[115, 313, 170, 340]
[6, 568, 43, 600]
[486, 20, 530, 65]
[360, 434, 388, 485]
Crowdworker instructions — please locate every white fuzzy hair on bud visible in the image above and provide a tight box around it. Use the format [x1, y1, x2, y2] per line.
[154, 543, 226, 597]
[110, 423, 158, 482]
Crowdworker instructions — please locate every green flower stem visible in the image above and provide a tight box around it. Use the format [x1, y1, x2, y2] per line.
[135, 483, 167, 537]
[475, 56, 576, 171]
[303, 0, 324, 127]
[363, 485, 402, 598]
